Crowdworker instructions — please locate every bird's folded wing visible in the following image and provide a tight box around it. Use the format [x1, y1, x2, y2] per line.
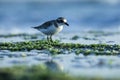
[33, 20, 54, 29]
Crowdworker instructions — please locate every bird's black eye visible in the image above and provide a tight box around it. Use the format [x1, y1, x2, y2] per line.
[59, 20, 63, 23]
[57, 19, 64, 23]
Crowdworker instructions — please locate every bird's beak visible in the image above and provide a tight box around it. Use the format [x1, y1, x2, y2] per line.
[65, 22, 69, 26]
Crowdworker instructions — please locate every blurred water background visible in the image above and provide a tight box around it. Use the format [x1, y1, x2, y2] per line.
[0, 0, 120, 34]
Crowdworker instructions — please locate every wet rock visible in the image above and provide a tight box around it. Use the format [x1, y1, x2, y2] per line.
[44, 60, 64, 71]
[71, 35, 79, 40]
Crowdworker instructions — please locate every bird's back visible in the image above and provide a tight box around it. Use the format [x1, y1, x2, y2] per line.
[33, 20, 55, 29]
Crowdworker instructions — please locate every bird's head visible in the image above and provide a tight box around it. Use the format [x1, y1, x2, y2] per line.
[56, 17, 69, 26]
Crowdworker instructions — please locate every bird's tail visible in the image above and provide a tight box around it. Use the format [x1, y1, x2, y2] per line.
[32, 26, 39, 29]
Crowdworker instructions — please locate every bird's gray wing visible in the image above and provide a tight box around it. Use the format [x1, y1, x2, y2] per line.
[53, 20, 58, 28]
[33, 20, 54, 29]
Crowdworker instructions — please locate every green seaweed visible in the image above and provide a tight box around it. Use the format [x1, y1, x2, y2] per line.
[0, 65, 75, 80]
[0, 65, 117, 80]
[0, 40, 120, 55]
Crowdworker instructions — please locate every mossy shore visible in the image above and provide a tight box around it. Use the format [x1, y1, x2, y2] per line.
[0, 65, 116, 80]
[0, 65, 75, 80]
[0, 40, 120, 55]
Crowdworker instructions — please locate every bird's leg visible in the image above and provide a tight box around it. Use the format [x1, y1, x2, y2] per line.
[50, 35, 53, 42]
[47, 35, 50, 41]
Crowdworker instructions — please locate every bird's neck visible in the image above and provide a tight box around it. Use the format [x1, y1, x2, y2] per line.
[53, 21, 62, 28]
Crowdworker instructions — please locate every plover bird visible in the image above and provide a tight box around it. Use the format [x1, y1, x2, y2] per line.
[32, 17, 69, 42]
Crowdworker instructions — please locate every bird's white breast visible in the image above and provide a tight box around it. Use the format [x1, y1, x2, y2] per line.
[39, 24, 63, 35]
